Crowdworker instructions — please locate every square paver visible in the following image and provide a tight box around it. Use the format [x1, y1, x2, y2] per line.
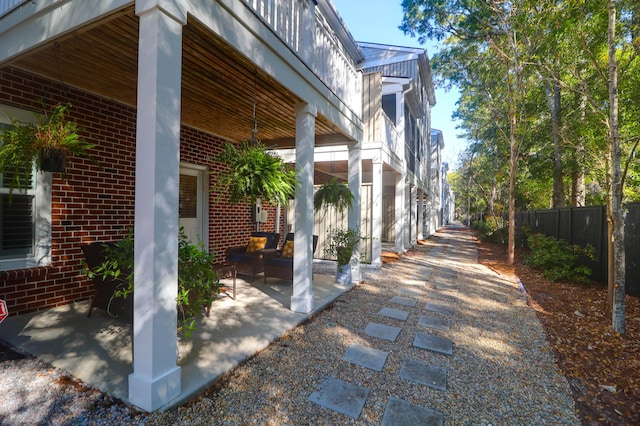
[396, 286, 423, 297]
[424, 302, 454, 315]
[378, 307, 410, 321]
[435, 285, 459, 292]
[418, 315, 450, 331]
[429, 292, 456, 302]
[399, 278, 426, 286]
[342, 344, 388, 371]
[381, 396, 444, 426]
[390, 296, 417, 307]
[400, 358, 447, 391]
[309, 377, 369, 419]
[413, 332, 453, 355]
[365, 322, 402, 341]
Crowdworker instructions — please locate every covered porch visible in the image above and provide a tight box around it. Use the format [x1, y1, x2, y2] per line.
[0, 271, 351, 410]
[0, 0, 363, 411]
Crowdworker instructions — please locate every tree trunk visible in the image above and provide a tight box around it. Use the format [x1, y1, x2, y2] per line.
[608, 0, 625, 334]
[545, 81, 565, 208]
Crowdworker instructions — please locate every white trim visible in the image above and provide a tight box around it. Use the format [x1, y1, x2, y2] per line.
[0, 104, 51, 271]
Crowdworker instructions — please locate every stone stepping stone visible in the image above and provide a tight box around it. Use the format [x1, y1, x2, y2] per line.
[378, 307, 410, 321]
[413, 332, 453, 355]
[429, 292, 456, 302]
[399, 358, 447, 391]
[309, 377, 369, 419]
[342, 344, 388, 371]
[435, 285, 459, 292]
[399, 278, 426, 286]
[418, 315, 450, 331]
[381, 396, 444, 426]
[389, 296, 417, 307]
[395, 286, 423, 297]
[365, 322, 402, 341]
[424, 302, 454, 315]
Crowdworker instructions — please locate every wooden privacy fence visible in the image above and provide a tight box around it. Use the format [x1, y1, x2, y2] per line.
[515, 204, 640, 297]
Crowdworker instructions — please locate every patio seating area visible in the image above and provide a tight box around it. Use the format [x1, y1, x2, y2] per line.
[0, 269, 350, 410]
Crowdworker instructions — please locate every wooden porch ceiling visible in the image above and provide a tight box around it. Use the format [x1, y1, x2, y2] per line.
[8, 7, 343, 146]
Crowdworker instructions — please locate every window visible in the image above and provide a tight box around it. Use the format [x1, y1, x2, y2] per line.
[0, 105, 51, 270]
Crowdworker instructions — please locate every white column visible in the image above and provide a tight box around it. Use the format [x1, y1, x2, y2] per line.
[291, 103, 316, 313]
[348, 141, 362, 283]
[129, 1, 186, 412]
[417, 189, 425, 240]
[410, 185, 417, 245]
[371, 155, 383, 268]
[394, 173, 405, 253]
[404, 183, 411, 250]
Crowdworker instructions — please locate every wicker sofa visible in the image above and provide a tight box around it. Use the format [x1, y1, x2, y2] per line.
[263, 233, 319, 283]
[225, 232, 280, 282]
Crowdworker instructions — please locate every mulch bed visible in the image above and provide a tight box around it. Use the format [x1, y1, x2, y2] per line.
[477, 238, 640, 425]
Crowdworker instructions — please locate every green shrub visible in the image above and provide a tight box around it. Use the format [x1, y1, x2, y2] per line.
[474, 218, 508, 244]
[86, 228, 220, 339]
[524, 233, 595, 284]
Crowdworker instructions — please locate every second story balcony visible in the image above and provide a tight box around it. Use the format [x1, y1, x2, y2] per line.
[0, 0, 363, 146]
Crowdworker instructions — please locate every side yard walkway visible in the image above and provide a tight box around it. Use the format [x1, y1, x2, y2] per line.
[0, 226, 580, 425]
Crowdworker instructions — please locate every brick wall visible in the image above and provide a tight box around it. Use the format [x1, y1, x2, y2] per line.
[0, 67, 268, 316]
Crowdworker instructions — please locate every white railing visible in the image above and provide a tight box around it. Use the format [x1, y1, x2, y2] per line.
[382, 112, 402, 160]
[0, 0, 26, 17]
[243, 0, 361, 113]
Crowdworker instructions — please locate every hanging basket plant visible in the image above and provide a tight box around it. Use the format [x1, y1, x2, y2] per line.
[212, 140, 297, 207]
[313, 177, 354, 214]
[0, 102, 94, 193]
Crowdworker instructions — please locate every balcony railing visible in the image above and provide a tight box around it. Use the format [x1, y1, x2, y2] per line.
[0, 0, 26, 17]
[244, 0, 361, 114]
[382, 112, 402, 160]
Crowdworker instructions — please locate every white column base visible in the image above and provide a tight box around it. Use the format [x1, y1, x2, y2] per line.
[291, 295, 314, 313]
[129, 366, 181, 412]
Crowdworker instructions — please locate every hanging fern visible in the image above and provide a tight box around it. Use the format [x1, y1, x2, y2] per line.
[213, 140, 297, 206]
[313, 177, 354, 213]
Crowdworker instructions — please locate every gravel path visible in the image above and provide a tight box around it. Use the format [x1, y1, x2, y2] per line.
[0, 228, 580, 425]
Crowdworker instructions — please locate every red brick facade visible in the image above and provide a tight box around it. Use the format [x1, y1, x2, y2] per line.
[0, 67, 279, 316]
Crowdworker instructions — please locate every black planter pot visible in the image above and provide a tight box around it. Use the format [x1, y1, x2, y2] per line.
[39, 148, 67, 173]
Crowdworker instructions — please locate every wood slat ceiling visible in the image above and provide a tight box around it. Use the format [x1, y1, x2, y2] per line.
[9, 6, 342, 146]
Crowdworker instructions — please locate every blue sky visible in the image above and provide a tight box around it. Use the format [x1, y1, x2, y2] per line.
[331, 0, 466, 168]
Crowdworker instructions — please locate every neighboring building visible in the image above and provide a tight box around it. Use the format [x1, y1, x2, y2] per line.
[428, 128, 445, 232]
[278, 42, 439, 269]
[441, 161, 455, 224]
[0, 0, 364, 411]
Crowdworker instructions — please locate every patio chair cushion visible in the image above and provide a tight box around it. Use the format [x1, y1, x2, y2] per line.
[281, 240, 294, 258]
[246, 236, 268, 253]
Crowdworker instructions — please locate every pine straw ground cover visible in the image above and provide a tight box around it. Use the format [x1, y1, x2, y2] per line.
[477, 238, 640, 425]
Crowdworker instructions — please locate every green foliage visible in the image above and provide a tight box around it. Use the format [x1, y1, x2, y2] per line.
[313, 178, 354, 214]
[85, 229, 220, 340]
[474, 216, 508, 244]
[324, 227, 365, 266]
[213, 140, 297, 207]
[0, 103, 93, 193]
[524, 233, 595, 284]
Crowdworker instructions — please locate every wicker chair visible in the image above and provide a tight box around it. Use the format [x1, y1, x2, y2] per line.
[263, 233, 319, 283]
[225, 232, 280, 282]
[81, 242, 133, 320]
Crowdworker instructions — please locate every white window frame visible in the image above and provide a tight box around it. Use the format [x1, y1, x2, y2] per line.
[0, 104, 52, 271]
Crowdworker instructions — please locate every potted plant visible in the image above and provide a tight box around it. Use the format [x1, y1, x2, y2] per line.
[324, 226, 364, 284]
[0, 102, 93, 194]
[84, 228, 221, 340]
[213, 140, 296, 229]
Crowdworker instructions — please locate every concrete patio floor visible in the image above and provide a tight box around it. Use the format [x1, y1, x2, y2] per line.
[0, 271, 352, 411]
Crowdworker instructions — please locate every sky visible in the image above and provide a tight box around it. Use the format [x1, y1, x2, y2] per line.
[331, 0, 466, 169]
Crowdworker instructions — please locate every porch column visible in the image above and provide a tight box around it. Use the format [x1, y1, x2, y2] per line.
[404, 184, 411, 250]
[371, 155, 383, 268]
[292, 102, 317, 313]
[410, 185, 417, 245]
[348, 141, 362, 283]
[130, 1, 186, 412]
[394, 174, 405, 254]
[417, 189, 425, 240]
